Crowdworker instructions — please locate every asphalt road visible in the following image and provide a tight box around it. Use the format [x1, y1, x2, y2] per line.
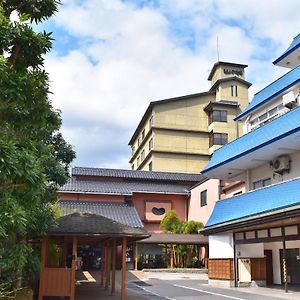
[127, 278, 290, 300]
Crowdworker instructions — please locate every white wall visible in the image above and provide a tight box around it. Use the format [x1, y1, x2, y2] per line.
[243, 151, 300, 192]
[209, 233, 234, 258]
[236, 243, 264, 258]
[264, 240, 300, 285]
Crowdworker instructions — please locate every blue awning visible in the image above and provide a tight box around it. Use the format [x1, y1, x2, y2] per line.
[273, 34, 300, 66]
[235, 65, 300, 120]
[202, 106, 300, 176]
[205, 177, 300, 228]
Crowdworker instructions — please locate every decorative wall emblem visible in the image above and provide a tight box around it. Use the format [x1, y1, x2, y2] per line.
[152, 207, 166, 216]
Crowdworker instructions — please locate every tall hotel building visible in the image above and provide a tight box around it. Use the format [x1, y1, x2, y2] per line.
[129, 61, 251, 173]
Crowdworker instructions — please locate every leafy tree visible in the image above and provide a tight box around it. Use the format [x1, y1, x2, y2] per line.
[0, 0, 75, 294]
[160, 211, 204, 268]
[160, 210, 182, 233]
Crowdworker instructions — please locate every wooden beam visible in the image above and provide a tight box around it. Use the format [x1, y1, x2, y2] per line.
[38, 236, 48, 300]
[111, 239, 117, 295]
[70, 236, 77, 300]
[121, 237, 127, 300]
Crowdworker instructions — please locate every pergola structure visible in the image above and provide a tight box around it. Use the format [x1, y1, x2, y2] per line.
[38, 212, 150, 300]
[136, 233, 208, 269]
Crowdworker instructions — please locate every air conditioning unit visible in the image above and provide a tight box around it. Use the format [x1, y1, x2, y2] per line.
[272, 155, 290, 173]
[283, 91, 298, 109]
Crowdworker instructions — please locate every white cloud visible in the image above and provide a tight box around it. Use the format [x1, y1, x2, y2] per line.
[45, 0, 299, 169]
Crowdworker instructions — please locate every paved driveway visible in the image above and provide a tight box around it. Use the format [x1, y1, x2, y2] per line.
[127, 271, 299, 300]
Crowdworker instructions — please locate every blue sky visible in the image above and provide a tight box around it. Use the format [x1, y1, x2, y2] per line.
[40, 0, 300, 169]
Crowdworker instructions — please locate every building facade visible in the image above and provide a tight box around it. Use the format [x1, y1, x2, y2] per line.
[58, 167, 207, 269]
[201, 35, 300, 289]
[129, 61, 251, 173]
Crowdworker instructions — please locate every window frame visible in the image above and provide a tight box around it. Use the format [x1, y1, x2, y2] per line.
[253, 178, 271, 190]
[209, 110, 227, 124]
[200, 190, 207, 207]
[209, 132, 228, 147]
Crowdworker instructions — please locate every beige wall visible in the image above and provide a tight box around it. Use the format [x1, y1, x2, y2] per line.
[154, 129, 209, 154]
[215, 81, 249, 111]
[152, 152, 209, 173]
[153, 95, 213, 131]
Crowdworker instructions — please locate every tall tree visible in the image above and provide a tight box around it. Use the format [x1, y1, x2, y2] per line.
[0, 0, 75, 294]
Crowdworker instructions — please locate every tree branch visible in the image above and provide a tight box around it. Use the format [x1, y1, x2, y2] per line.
[7, 44, 21, 67]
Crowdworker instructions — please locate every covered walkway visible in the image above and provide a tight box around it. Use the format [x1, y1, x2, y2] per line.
[75, 270, 147, 300]
[38, 212, 150, 300]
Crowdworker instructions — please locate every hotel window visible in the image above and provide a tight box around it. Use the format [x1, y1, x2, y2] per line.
[138, 137, 140, 147]
[249, 103, 286, 131]
[149, 115, 153, 127]
[131, 164, 134, 170]
[231, 85, 238, 97]
[141, 149, 145, 161]
[209, 110, 227, 124]
[131, 145, 135, 155]
[148, 161, 152, 171]
[253, 178, 271, 189]
[209, 132, 228, 147]
[149, 138, 153, 151]
[142, 129, 145, 140]
[137, 156, 140, 166]
[200, 190, 207, 207]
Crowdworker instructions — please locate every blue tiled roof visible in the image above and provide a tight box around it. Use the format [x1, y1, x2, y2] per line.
[235, 65, 300, 120]
[205, 178, 300, 228]
[273, 34, 300, 65]
[202, 106, 300, 174]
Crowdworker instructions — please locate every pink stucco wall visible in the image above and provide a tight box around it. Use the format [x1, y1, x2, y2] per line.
[188, 179, 220, 225]
[132, 193, 188, 233]
[221, 181, 245, 199]
[59, 191, 188, 234]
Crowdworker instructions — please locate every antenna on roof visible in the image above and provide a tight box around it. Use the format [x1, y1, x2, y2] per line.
[217, 36, 220, 62]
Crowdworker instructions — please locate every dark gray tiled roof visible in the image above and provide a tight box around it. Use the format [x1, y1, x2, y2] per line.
[72, 167, 205, 183]
[59, 200, 144, 228]
[60, 177, 191, 195]
[51, 212, 149, 238]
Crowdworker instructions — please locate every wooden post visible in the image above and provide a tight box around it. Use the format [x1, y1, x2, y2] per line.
[62, 236, 67, 267]
[135, 243, 138, 271]
[170, 244, 174, 269]
[38, 236, 48, 300]
[100, 245, 105, 286]
[111, 239, 117, 295]
[121, 237, 127, 300]
[70, 236, 77, 300]
[282, 239, 288, 293]
[204, 244, 209, 269]
[105, 243, 111, 289]
[104, 244, 108, 288]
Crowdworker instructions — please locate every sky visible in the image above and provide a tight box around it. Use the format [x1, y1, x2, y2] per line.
[41, 0, 300, 169]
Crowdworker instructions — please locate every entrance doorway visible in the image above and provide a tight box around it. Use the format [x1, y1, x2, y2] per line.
[77, 245, 101, 270]
[280, 248, 300, 285]
[264, 250, 273, 286]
